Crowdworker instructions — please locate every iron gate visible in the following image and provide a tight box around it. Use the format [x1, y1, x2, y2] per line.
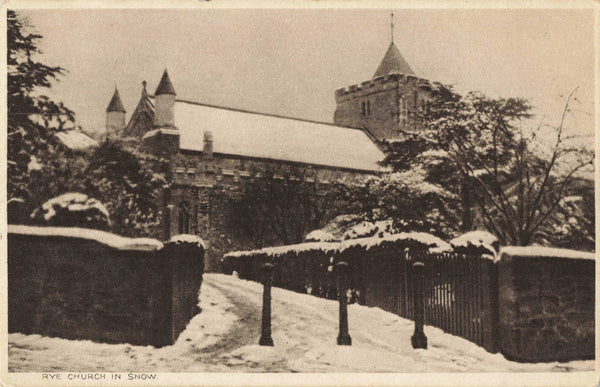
[362, 250, 498, 352]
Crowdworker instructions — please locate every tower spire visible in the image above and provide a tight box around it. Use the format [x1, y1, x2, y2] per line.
[390, 11, 394, 44]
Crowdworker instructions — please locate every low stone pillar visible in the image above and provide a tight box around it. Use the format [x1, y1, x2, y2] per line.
[411, 261, 427, 349]
[259, 262, 274, 346]
[335, 261, 352, 346]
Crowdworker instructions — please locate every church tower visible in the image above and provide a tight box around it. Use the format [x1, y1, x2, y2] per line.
[334, 13, 431, 140]
[106, 87, 126, 139]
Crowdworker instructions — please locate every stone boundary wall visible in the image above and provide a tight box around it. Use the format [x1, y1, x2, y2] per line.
[496, 247, 595, 362]
[8, 225, 204, 347]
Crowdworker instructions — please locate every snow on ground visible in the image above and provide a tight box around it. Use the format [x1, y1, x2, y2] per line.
[8, 274, 594, 373]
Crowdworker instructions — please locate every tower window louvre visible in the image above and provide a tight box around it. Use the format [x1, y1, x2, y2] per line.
[399, 96, 407, 126]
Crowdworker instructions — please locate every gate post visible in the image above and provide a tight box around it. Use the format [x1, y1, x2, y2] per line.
[411, 261, 428, 349]
[478, 258, 500, 353]
[335, 261, 352, 346]
[259, 262, 274, 346]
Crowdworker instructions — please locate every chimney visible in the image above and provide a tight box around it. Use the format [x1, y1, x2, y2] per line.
[203, 131, 213, 157]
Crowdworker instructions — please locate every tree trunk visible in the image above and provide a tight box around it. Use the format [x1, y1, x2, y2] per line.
[461, 179, 473, 232]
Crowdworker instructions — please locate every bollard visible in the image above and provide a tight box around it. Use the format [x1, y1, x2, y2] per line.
[411, 261, 427, 349]
[335, 261, 352, 346]
[259, 262, 274, 346]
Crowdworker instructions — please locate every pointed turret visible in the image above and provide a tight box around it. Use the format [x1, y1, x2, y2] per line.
[144, 70, 180, 157]
[153, 69, 177, 128]
[106, 88, 126, 113]
[106, 87, 126, 138]
[155, 69, 176, 96]
[373, 42, 415, 78]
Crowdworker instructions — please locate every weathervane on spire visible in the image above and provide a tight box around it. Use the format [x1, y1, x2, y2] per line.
[390, 11, 394, 44]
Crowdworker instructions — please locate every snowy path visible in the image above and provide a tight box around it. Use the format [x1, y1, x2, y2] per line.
[8, 274, 594, 373]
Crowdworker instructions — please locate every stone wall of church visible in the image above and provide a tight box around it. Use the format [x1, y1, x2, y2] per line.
[164, 151, 373, 272]
[334, 73, 431, 140]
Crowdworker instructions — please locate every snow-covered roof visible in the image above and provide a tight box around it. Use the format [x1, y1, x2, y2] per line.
[500, 246, 595, 261]
[8, 224, 163, 251]
[55, 129, 99, 150]
[174, 100, 385, 172]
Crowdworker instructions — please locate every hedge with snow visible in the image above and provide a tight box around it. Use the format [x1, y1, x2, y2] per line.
[30, 193, 111, 230]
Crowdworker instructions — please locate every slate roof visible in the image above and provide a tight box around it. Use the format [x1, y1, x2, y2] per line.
[373, 42, 415, 78]
[172, 100, 385, 172]
[106, 88, 126, 113]
[122, 84, 155, 137]
[155, 70, 176, 96]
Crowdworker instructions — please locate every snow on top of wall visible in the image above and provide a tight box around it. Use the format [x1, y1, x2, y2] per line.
[168, 234, 207, 250]
[304, 230, 337, 243]
[340, 232, 452, 253]
[8, 224, 163, 252]
[500, 246, 595, 261]
[174, 101, 385, 172]
[55, 129, 99, 150]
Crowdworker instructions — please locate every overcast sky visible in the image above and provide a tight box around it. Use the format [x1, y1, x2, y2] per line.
[18, 7, 595, 140]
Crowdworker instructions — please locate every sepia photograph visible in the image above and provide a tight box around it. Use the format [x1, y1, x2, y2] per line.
[2, 1, 597, 385]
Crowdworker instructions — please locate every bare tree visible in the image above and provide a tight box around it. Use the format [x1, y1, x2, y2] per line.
[424, 85, 593, 246]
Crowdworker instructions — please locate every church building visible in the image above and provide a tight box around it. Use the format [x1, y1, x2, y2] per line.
[105, 35, 429, 270]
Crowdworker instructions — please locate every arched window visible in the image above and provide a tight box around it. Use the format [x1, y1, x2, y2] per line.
[366, 100, 371, 115]
[361, 101, 366, 116]
[178, 202, 190, 234]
